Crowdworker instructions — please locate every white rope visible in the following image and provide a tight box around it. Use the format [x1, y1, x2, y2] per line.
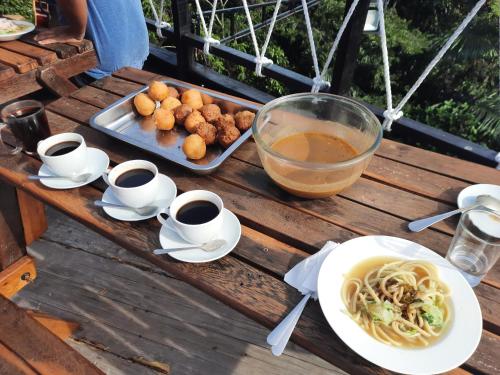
[301, 0, 327, 92]
[242, 0, 282, 77]
[303, 0, 360, 93]
[194, 0, 220, 54]
[379, 0, 487, 131]
[319, 0, 360, 80]
[148, 0, 170, 39]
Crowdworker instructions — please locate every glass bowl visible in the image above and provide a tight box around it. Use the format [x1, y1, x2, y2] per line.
[252, 93, 382, 198]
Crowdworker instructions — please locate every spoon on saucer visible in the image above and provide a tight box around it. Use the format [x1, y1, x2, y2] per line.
[153, 239, 227, 255]
[408, 194, 500, 232]
[29, 172, 92, 183]
[94, 200, 159, 216]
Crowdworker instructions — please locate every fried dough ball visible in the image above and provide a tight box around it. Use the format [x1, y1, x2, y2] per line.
[182, 134, 206, 160]
[221, 101, 239, 115]
[148, 81, 169, 101]
[168, 86, 179, 99]
[214, 113, 235, 131]
[181, 89, 203, 110]
[234, 110, 255, 132]
[174, 104, 193, 126]
[153, 108, 175, 130]
[218, 125, 240, 149]
[160, 96, 182, 112]
[200, 104, 222, 123]
[184, 110, 205, 133]
[201, 93, 214, 105]
[133, 93, 156, 116]
[196, 121, 217, 145]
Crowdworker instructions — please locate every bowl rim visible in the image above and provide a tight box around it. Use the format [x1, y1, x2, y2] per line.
[252, 93, 383, 170]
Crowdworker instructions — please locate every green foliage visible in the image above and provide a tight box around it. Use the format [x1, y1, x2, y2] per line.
[1, 0, 33, 21]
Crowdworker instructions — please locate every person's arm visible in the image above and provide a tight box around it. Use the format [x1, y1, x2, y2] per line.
[35, 0, 88, 44]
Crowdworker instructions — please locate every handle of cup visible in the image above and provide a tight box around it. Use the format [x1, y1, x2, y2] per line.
[156, 208, 170, 226]
[0, 123, 22, 156]
[101, 172, 110, 185]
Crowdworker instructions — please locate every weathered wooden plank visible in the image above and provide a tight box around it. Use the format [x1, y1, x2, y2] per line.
[46, 97, 99, 124]
[21, 234, 345, 375]
[0, 48, 38, 73]
[21, 36, 78, 59]
[378, 139, 500, 186]
[215, 157, 453, 252]
[37, 67, 79, 97]
[0, 340, 38, 375]
[0, 256, 36, 298]
[17, 189, 47, 246]
[0, 183, 26, 271]
[70, 85, 122, 109]
[0, 62, 15, 81]
[0, 295, 103, 375]
[0, 50, 97, 105]
[67, 341, 161, 375]
[64, 39, 94, 53]
[232, 141, 457, 235]
[364, 156, 470, 205]
[0, 40, 58, 65]
[90, 76, 142, 96]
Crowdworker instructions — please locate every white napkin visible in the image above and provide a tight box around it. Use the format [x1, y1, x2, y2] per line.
[285, 241, 339, 297]
[267, 241, 339, 355]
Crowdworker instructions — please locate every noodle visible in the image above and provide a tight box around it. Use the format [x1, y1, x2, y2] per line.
[341, 257, 450, 348]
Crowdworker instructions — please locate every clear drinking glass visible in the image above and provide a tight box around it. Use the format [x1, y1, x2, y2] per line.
[446, 208, 500, 287]
[0, 100, 51, 155]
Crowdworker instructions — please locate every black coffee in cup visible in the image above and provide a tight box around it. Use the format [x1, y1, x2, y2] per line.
[2, 101, 51, 154]
[115, 168, 155, 188]
[176, 200, 220, 225]
[45, 141, 80, 156]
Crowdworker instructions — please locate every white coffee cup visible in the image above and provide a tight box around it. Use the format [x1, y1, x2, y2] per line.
[157, 190, 224, 244]
[37, 133, 87, 177]
[106, 160, 159, 208]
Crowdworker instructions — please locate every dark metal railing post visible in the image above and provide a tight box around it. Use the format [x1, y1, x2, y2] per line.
[329, 0, 370, 95]
[171, 0, 194, 79]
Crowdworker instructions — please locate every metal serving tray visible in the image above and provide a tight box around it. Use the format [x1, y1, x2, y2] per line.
[89, 80, 260, 174]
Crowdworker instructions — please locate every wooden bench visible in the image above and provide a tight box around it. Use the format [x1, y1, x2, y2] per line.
[0, 67, 499, 374]
[0, 37, 96, 104]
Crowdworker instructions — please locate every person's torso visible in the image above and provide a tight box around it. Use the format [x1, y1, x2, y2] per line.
[85, 0, 149, 78]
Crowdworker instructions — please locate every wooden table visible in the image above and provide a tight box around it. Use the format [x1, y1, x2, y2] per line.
[0, 37, 96, 104]
[0, 67, 499, 375]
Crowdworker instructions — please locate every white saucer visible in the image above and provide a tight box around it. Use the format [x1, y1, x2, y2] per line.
[38, 148, 109, 189]
[158, 209, 241, 263]
[101, 174, 177, 221]
[457, 184, 500, 237]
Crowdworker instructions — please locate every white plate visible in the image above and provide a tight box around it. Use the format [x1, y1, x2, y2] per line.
[38, 148, 109, 189]
[158, 208, 241, 263]
[0, 20, 35, 41]
[457, 184, 500, 237]
[317, 235, 482, 375]
[101, 174, 177, 221]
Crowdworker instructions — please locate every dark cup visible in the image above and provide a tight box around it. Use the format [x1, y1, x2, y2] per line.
[0, 100, 51, 155]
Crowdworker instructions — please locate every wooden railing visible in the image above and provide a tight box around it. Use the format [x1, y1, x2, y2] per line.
[144, 0, 498, 167]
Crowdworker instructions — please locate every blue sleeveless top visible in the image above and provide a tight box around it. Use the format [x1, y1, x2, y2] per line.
[85, 0, 149, 79]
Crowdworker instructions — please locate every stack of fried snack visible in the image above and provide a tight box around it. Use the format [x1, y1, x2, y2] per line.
[133, 81, 255, 160]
